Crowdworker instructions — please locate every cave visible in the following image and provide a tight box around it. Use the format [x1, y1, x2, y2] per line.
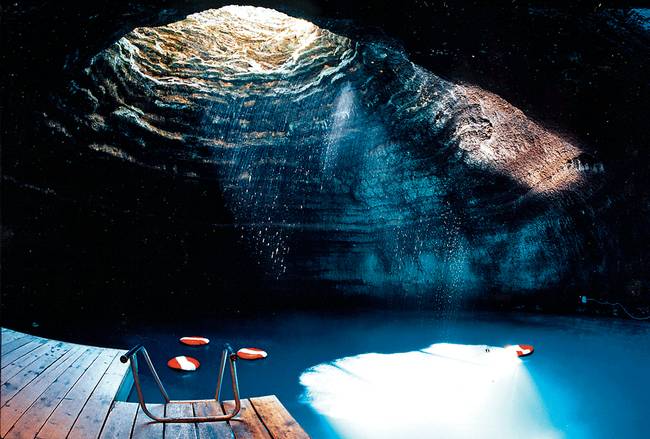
[1, 1, 649, 438]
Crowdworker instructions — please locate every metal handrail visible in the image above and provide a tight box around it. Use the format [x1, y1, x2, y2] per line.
[120, 344, 242, 423]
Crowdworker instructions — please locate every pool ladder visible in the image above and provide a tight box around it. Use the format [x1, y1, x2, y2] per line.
[120, 343, 242, 423]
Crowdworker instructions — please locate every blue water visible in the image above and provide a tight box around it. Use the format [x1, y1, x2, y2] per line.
[121, 311, 650, 438]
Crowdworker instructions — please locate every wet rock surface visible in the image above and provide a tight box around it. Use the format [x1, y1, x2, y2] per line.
[1, 1, 648, 322]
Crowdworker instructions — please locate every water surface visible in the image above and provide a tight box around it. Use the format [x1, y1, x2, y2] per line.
[109, 311, 650, 438]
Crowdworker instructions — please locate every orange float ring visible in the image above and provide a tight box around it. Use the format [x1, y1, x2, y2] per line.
[237, 347, 268, 360]
[167, 356, 200, 371]
[514, 344, 534, 357]
[179, 336, 210, 346]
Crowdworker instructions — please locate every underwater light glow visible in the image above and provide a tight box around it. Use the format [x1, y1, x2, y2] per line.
[300, 343, 560, 438]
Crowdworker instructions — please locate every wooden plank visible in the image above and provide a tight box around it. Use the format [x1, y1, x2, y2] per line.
[1, 329, 28, 345]
[2, 335, 37, 357]
[68, 352, 131, 439]
[1, 328, 309, 439]
[193, 400, 233, 439]
[0, 340, 61, 385]
[1, 341, 72, 404]
[2, 339, 48, 368]
[4, 348, 101, 439]
[164, 403, 197, 439]
[132, 404, 164, 439]
[1, 341, 65, 386]
[0, 346, 85, 437]
[37, 349, 118, 438]
[223, 399, 271, 439]
[98, 401, 139, 439]
[249, 396, 310, 439]
[1, 333, 26, 348]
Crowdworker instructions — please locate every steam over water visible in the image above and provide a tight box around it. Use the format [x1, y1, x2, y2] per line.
[54, 6, 602, 300]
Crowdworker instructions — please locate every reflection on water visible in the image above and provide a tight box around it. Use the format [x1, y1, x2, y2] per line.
[301, 343, 558, 438]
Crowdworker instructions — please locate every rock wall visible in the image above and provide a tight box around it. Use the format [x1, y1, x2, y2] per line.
[1, 2, 647, 320]
[50, 7, 602, 299]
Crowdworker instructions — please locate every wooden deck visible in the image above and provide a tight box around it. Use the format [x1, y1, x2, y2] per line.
[1, 328, 309, 438]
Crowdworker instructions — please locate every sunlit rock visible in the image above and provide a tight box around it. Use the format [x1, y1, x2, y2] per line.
[453, 86, 584, 195]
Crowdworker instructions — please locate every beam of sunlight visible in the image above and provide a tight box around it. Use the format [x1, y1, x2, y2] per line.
[300, 343, 560, 438]
[322, 82, 356, 176]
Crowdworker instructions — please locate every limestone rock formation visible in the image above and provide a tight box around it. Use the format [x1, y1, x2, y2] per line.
[49, 6, 604, 301]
